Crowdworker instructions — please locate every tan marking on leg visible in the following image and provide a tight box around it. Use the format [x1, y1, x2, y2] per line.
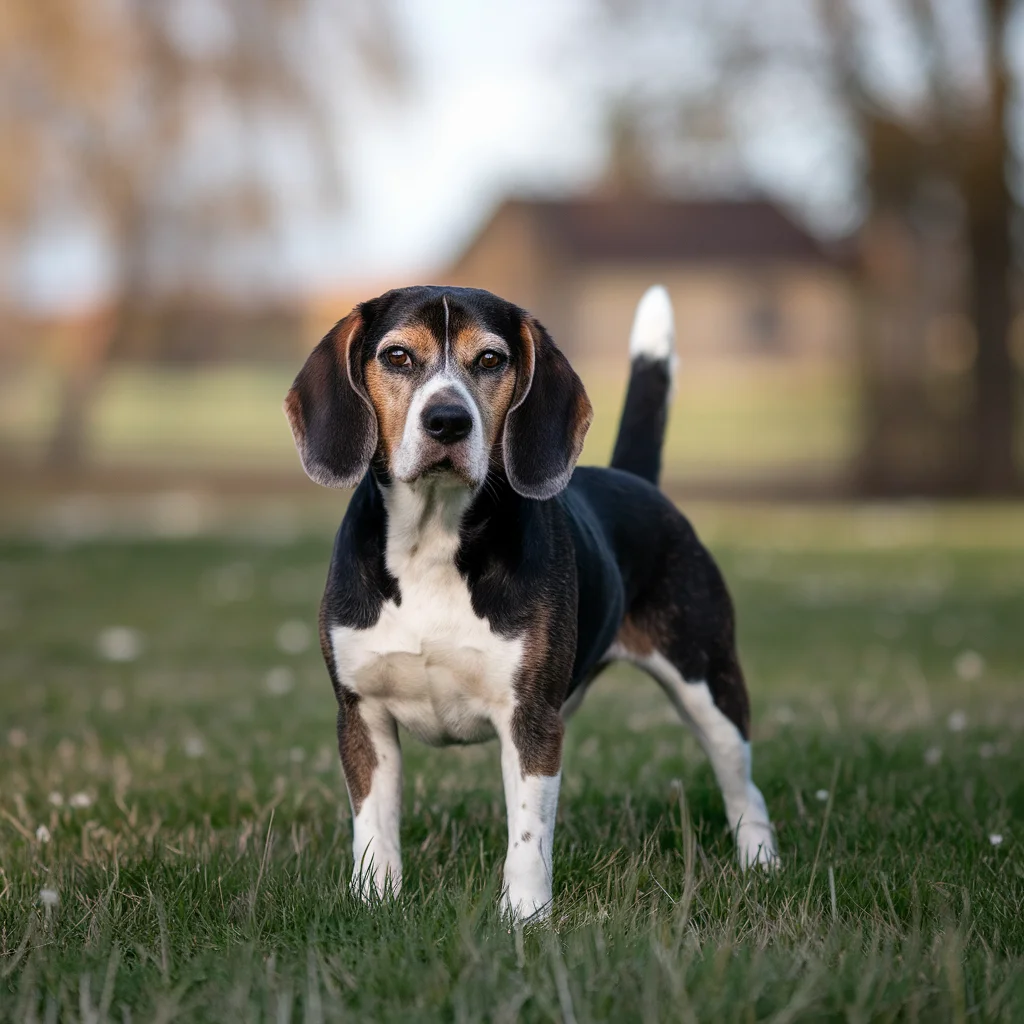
[511, 605, 566, 777]
[615, 614, 657, 657]
[338, 697, 377, 814]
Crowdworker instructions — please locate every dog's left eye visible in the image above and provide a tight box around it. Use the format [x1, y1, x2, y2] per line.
[384, 347, 412, 368]
[477, 350, 505, 370]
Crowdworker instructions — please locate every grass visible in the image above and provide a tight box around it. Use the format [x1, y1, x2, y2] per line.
[1, 504, 1023, 1021]
[0, 361, 857, 480]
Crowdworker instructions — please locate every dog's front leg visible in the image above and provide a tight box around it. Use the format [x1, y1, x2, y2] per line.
[497, 705, 563, 921]
[337, 694, 403, 900]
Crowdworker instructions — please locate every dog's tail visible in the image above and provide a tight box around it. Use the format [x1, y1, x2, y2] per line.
[610, 285, 676, 486]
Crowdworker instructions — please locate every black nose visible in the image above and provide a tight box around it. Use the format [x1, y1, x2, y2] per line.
[422, 402, 472, 444]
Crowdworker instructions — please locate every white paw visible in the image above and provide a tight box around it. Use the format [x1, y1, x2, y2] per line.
[502, 857, 553, 922]
[350, 858, 402, 901]
[501, 886, 553, 922]
[735, 818, 779, 871]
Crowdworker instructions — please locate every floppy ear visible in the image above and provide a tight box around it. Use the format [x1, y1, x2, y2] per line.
[503, 317, 593, 500]
[284, 311, 377, 488]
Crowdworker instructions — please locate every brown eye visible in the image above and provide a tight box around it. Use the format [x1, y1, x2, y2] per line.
[385, 347, 412, 368]
[477, 350, 504, 369]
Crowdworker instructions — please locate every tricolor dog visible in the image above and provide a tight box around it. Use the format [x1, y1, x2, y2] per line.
[284, 284, 777, 920]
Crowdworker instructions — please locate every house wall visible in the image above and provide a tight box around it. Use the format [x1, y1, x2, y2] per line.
[569, 263, 857, 367]
[445, 205, 578, 355]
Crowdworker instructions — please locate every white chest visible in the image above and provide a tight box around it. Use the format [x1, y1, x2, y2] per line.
[330, 482, 524, 746]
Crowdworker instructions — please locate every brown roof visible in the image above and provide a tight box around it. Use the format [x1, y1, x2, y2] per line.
[462, 196, 839, 267]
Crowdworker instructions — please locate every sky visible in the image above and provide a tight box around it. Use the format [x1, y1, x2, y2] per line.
[12, 0, 603, 311]
[9, 0, 886, 312]
[334, 0, 602, 280]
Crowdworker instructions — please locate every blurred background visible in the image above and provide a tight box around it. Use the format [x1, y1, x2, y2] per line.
[2, 0, 1024, 531]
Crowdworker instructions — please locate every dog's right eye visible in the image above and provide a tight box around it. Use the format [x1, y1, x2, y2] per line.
[384, 347, 412, 368]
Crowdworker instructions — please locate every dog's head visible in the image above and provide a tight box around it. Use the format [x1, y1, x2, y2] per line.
[284, 286, 592, 499]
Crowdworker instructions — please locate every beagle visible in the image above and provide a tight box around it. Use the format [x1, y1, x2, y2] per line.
[285, 284, 777, 920]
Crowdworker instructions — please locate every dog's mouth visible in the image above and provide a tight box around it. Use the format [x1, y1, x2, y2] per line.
[394, 454, 479, 490]
[421, 457, 455, 476]
[419, 457, 476, 486]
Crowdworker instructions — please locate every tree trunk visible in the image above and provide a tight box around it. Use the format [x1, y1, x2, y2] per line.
[45, 309, 118, 471]
[960, 11, 1019, 494]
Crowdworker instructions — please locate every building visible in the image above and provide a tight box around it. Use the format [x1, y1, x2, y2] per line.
[446, 196, 856, 368]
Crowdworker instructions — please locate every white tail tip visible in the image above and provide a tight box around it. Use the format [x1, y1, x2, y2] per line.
[629, 285, 675, 360]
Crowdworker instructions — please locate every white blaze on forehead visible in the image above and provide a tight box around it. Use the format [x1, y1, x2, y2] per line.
[442, 294, 451, 365]
[392, 371, 487, 484]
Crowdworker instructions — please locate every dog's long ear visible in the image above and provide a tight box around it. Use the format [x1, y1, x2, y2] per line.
[284, 311, 377, 488]
[503, 317, 593, 500]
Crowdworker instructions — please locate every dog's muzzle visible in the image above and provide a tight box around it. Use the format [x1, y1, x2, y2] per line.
[393, 381, 485, 487]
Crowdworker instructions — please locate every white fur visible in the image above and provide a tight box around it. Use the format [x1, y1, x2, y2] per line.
[331, 481, 524, 747]
[607, 645, 778, 869]
[497, 726, 560, 921]
[629, 284, 675, 362]
[332, 479, 554, 911]
[350, 705, 403, 898]
[391, 374, 489, 487]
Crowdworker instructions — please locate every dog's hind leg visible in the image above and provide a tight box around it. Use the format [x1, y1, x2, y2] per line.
[615, 644, 778, 869]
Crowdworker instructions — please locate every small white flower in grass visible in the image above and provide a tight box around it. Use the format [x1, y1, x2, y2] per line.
[924, 745, 943, 766]
[69, 792, 92, 809]
[289, 747, 306, 763]
[48, 792, 63, 807]
[989, 833, 1004, 847]
[815, 789, 829, 802]
[276, 620, 311, 655]
[947, 710, 967, 733]
[35, 825, 51, 844]
[264, 666, 295, 696]
[979, 742, 996, 759]
[204, 562, 255, 605]
[954, 650, 984, 682]
[183, 736, 206, 758]
[39, 888, 59, 907]
[97, 626, 143, 663]
[8, 728, 27, 748]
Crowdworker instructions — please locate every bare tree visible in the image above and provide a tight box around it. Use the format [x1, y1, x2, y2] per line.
[589, 0, 1022, 494]
[825, 0, 1018, 493]
[0, 0, 399, 469]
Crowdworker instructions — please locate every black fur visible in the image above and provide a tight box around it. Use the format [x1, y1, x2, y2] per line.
[319, 466, 746, 736]
[610, 356, 673, 485]
[503, 318, 592, 500]
[304, 286, 750, 756]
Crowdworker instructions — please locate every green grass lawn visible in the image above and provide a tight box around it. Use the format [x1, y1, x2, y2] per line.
[1, 506, 1023, 1021]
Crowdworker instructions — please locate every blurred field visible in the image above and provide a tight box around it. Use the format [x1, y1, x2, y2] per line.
[0, 361, 857, 484]
[1, 505, 1023, 1020]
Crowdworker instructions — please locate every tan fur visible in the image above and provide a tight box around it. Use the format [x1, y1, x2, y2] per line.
[363, 325, 442, 460]
[522, 321, 594, 466]
[615, 615, 658, 657]
[363, 320, 518, 469]
[283, 387, 305, 446]
[451, 325, 517, 455]
[338, 698, 378, 814]
[511, 605, 567, 777]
